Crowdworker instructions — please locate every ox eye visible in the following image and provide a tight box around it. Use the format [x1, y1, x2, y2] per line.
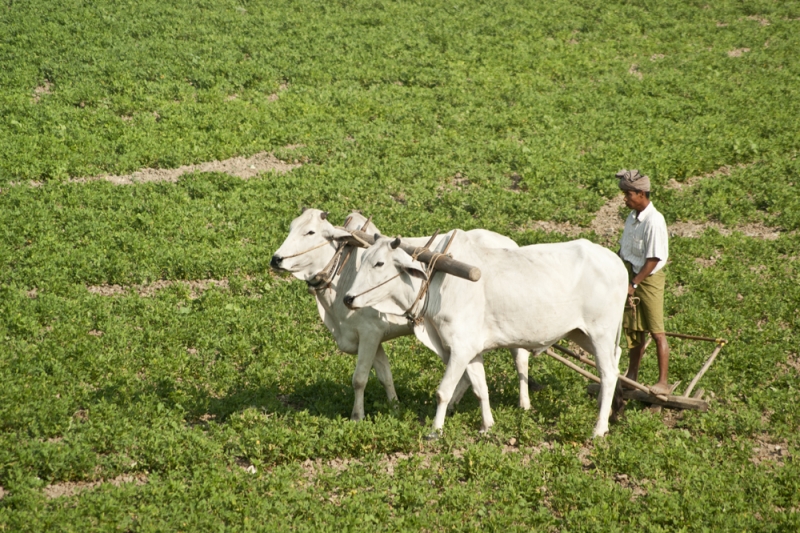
[305, 230, 315, 236]
[375, 261, 384, 267]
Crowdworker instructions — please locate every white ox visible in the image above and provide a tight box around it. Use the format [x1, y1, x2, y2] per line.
[271, 209, 534, 421]
[344, 232, 628, 438]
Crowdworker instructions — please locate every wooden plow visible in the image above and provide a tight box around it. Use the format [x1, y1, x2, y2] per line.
[545, 333, 727, 411]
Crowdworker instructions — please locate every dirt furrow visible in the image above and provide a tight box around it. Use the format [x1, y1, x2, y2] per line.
[7, 148, 303, 189]
[43, 473, 148, 499]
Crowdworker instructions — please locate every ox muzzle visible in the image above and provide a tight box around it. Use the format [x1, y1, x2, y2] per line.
[270, 254, 284, 271]
[343, 295, 357, 309]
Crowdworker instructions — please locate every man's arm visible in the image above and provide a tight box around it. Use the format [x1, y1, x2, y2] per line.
[628, 257, 660, 296]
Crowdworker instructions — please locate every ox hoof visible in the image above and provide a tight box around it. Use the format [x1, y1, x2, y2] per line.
[424, 430, 442, 442]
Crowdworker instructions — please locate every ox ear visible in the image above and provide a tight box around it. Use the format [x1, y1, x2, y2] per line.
[403, 261, 428, 280]
[403, 265, 428, 280]
[325, 226, 352, 241]
[394, 251, 428, 280]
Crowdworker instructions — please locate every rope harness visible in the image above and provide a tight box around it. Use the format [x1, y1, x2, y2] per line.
[404, 230, 457, 326]
[306, 216, 366, 292]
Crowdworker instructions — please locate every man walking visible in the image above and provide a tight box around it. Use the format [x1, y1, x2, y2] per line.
[616, 169, 671, 396]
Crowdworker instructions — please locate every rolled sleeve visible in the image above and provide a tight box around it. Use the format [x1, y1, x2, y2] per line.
[644, 212, 669, 273]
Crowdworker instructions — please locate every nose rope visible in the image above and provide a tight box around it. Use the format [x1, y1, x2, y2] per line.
[347, 272, 403, 301]
[280, 240, 331, 259]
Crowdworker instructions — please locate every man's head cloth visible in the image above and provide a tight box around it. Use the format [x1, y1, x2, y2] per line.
[615, 169, 651, 192]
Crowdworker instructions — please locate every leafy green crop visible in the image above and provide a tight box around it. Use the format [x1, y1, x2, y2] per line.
[1, 0, 799, 530]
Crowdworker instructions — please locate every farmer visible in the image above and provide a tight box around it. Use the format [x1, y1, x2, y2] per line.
[615, 169, 671, 396]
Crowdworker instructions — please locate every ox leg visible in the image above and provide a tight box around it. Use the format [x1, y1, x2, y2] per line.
[447, 373, 472, 414]
[510, 348, 531, 410]
[465, 355, 494, 433]
[431, 352, 478, 435]
[430, 345, 469, 413]
[592, 354, 619, 437]
[568, 331, 619, 438]
[372, 344, 398, 403]
[351, 336, 381, 421]
[591, 345, 619, 438]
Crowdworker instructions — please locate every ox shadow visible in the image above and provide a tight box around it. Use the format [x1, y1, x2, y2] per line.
[86, 361, 590, 435]
[205, 375, 442, 422]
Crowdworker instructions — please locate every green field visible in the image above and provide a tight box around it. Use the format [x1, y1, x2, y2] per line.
[1, 0, 799, 530]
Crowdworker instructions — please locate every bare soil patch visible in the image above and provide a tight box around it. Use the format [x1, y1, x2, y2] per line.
[524, 220, 584, 237]
[750, 434, 791, 467]
[268, 82, 289, 102]
[628, 63, 643, 80]
[778, 353, 800, 375]
[660, 409, 684, 429]
[664, 163, 750, 190]
[745, 15, 770, 26]
[450, 172, 470, 189]
[71, 151, 301, 185]
[301, 457, 362, 481]
[32, 81, 53, 103]
[728, 48, 750, 57]
[590, 195, 627, 241]
[0, 486, 5, 500]
[87, 279, 230, 298]
[307, 441, 554, 482]
[523, 190, 783, 242]
[521, 196, 625, 241]
[43, 473, 147, 499]
[694, 251, 722, 268]
[671, 221, 781, 240]
[613, 473, 649, 500]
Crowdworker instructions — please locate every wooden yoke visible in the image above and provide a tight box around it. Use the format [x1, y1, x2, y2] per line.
[334, 228, 482, 282]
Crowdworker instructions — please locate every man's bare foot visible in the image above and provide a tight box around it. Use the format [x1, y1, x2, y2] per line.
[649, 383, 670, 396]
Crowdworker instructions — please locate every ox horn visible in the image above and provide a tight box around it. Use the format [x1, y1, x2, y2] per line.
[390, 237, 401, 249]
[320, 211, 328, 220]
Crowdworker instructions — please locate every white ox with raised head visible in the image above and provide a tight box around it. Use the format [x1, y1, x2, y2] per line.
[271, 209, 534, 421]
[344, 232, 628, 438]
